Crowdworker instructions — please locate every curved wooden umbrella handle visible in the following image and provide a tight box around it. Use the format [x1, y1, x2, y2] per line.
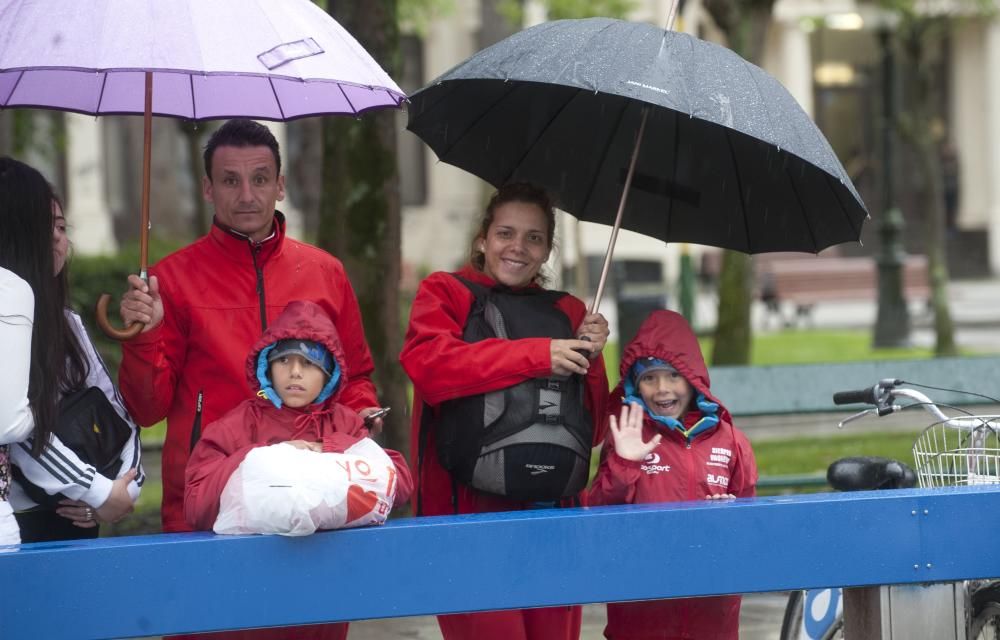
[95, 293, 145, 341]
[96, 72, 152, 343]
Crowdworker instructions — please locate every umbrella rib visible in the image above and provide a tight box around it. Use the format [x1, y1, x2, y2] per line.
[666, 108, 680, 240]
[783, 159, 820, 253]
[338, 83, 358, 115]
[740, 59, 785, 152]
[189, 75, 197, 119]
[268, 77, 286, 120]
[407, 83, 462, 133]
[724, 128, 754, 253]
[500, 86, 600, 186]
[1, 70, 25, 105]
[575, 94, 632, 220]
[824, 172, 865, 243]
[425, 81, 529, 165]
[95, 72, 109, 114]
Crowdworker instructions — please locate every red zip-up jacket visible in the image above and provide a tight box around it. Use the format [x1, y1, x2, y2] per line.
[588, 310, 758, 640]
[185, 299, 411, 531]
[400, 266, 609, 516]
[120, 214, 378, 532]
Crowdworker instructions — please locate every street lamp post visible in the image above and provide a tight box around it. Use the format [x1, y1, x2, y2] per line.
[873, 23, 911, 347]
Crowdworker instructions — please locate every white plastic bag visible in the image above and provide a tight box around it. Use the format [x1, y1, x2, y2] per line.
[214, 438, 398, 536]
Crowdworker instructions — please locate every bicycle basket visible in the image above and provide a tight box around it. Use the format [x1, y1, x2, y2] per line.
[912, 416, 1000, 488]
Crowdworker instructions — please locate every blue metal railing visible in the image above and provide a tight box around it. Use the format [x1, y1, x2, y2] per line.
[4, 485, 1000, 638]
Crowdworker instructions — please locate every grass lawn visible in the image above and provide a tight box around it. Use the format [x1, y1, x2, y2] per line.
[604, 328, 941, 387]
[753, 430, 921, 476]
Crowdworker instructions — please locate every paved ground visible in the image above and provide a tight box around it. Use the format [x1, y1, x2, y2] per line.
[348, 593, 790, 639]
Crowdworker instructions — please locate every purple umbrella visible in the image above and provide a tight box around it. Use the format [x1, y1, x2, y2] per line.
[0, 0, 405, 338]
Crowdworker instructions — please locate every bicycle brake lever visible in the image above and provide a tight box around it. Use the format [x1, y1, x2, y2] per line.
[876, 404, 901, 417]
[838, 408, 878, 429]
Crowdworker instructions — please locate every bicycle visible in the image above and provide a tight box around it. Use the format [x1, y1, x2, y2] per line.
[778, 378, 1000, 640]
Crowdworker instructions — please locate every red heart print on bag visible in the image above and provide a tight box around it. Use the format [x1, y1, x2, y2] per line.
[346, 484, 379, 523]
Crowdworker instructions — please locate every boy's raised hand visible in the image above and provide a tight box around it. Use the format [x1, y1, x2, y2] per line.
[609, 402, 662, 462]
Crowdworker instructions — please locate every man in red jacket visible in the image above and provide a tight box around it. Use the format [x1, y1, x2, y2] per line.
[118, 119, 383, 533]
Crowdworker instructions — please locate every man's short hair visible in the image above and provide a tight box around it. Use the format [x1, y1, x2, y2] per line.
[203, 119, 281, 178]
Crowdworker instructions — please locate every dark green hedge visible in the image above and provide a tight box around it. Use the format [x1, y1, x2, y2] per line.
[67, 240, 181, 377]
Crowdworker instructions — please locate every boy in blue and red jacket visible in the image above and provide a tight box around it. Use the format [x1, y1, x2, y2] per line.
[588, 310, 758, 640]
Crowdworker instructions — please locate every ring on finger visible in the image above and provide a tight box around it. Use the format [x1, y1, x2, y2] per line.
[84, 508, 93, 521]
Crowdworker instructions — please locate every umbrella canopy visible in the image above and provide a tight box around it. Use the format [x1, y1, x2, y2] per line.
[0, 0, 404, 119]
[0, 0, 404, 338]
[407, 17, 867, 255]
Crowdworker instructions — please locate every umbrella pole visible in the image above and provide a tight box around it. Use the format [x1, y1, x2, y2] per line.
[95, 72, 152, 340]
[588, 0, 677, 316]
[139, 71, 152, 279]
[664, 0, 680, 31]
[589, 107, 649, 315]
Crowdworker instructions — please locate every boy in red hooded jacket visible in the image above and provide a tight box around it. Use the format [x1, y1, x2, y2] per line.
[588, 310, 757, 640]
[184, 300, 412, 640]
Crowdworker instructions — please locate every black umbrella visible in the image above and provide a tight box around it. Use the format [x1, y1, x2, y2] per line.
[407, 17, 868, 309]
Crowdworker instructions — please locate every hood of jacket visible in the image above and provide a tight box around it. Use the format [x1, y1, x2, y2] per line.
[245, 299, 349, 408]
[616, 309, 733, 428]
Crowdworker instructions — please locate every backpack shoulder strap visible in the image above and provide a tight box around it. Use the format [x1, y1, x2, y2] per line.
[450, 273, 490, 300]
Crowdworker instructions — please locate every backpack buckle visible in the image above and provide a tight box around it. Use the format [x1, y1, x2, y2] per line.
[542, 379, 563, 392]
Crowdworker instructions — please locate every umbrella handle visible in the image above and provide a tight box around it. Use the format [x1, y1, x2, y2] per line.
[94, 71, 153, 343]
[95, 293, 145, 341]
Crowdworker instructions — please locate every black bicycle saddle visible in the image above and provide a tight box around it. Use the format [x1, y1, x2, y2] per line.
[827, 456, 918, 492]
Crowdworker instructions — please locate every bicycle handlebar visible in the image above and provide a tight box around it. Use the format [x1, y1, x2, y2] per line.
[833, 378, 902, 406]
[833, 387, 879, 405]
[834, 380, 983, 429]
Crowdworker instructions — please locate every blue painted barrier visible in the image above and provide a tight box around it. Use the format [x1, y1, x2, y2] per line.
[3, 486, 1000, 639]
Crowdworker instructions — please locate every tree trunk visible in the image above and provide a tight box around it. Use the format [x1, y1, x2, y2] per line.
[321, 1, 409, 459]
[896, 21, 957, 356]
[0, 111, 11, 156]
[703, 0, 775, 365]
[711, 251, 753, 364]
[179, 120, 210, 237]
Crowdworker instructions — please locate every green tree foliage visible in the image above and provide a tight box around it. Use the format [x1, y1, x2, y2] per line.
[498, 0, 635, 24]
[399, 0, 455, 34]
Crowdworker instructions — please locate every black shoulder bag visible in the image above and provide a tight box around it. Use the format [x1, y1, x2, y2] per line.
[13, 386, 132, 507]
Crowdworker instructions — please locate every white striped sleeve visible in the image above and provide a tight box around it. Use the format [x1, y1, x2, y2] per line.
[8, 311, 144, 509]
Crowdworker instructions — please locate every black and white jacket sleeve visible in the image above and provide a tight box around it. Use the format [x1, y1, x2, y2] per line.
[9, 310, 145, 510]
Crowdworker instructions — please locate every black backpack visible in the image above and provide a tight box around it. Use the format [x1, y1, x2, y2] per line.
[431, 275, 593, 503]
[13, 386, 132, 507]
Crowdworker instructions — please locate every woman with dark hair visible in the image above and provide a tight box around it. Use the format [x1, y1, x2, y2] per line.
[0, 157, 141, 544]
[0, 156, 62, 545]
[400, 183, 610, 640]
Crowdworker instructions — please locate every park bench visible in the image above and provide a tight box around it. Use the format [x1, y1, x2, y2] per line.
[759, 255, 930, 327]
[698, 251, 931, 328]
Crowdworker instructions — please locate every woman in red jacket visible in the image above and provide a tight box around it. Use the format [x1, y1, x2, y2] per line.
[400, 183, 609, 640]
[588, 310, 758, 640]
